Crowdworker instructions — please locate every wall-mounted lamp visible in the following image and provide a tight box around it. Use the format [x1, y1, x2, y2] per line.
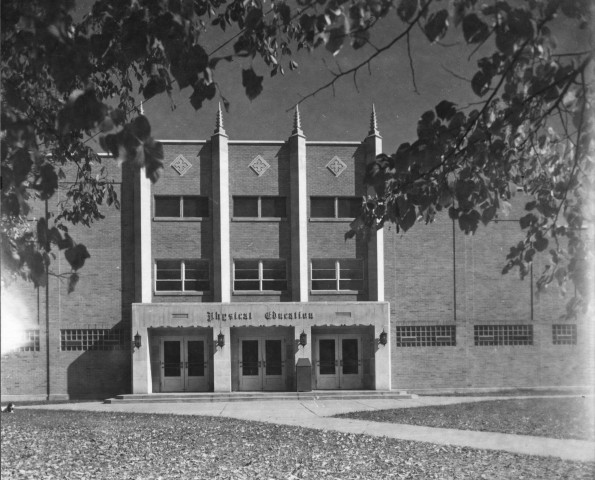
[133, 331, 142, 350]
[379, 330, 388, 346]
[217, 331, 225, 348]
[299, 331, 307, 347]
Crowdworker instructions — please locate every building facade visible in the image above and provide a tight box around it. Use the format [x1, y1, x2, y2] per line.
[1, 107, 592, 400]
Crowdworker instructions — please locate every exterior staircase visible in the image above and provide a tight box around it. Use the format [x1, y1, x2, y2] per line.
[104, 390, 411, 404]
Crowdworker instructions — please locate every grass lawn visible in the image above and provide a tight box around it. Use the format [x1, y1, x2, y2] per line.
[1, 410, 594, 479]
[336, 397, 595, 441]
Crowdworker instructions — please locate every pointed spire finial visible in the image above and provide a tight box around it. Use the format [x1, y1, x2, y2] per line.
[215, 102, 226, 134]
[292, 105, 303, 136]
[368, 104, 380, 137]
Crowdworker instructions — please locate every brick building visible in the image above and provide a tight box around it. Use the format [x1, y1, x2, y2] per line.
[1, 107, 592, 400]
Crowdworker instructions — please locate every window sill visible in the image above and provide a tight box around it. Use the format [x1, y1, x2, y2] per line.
[154, 291, 208, 296]
[232, 218, 287, 222]
[309, 290, 363, 295]
[309, 218, 353, 222]
[153, 218, 207, 222]
[232, 291, 285, 295]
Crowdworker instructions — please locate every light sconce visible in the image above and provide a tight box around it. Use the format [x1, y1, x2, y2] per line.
[379, 330, 388, 346]
[299, 331, 307, 347]
[217, 331, 225, 348]
[133, 331, 142, 350]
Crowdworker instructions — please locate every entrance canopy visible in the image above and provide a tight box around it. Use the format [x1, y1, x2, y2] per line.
[132, 302, 390, 393]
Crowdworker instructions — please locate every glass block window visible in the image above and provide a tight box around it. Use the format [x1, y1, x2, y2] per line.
[155, 260, 210, 292]
[474, 325, 533, 346]
[60, 329, 129, 351]
[233, 259, 287, 292]
[233, 196, 286, 218]
[154, 196, 209, 218]
[311, 259, 364, 291]
[552, 325, 577, 345]
[9, 329, 41, 352]
[396, 326, 456, 347]
[310, 197, 361, 218]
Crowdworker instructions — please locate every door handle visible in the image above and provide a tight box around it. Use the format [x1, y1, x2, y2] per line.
[339, 360, 343, 367]
[262, 361, 266, 368]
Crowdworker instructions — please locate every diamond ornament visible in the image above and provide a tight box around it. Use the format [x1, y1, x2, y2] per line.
[170, 155, 192, 176]
[249, 155, 270, 176]
[326, 156, 347, 176]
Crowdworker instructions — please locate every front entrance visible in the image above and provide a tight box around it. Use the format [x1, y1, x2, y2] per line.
[239, 337, 285, 391]
[161, 336, 209, 392]
[314, 334, 364, 389]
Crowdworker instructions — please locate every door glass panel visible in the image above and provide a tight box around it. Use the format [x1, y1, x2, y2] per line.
[342, 339, 359, 374]
[187, 340, 205, 377]
[242, 340, 259, 376]
[163, 341, 181, 377]
[265, 340, 282, 376]
[319, 339, 336, 374]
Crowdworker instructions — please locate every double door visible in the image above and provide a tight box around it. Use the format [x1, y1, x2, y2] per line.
[239, 337, 285, 391]
[161, 336, 209, 392]
[315, 334, 363, 389]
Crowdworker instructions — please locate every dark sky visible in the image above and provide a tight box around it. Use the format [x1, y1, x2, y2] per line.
[73, 2, 590, 155]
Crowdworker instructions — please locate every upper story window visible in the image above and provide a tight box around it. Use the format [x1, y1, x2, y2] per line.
[154, 196, 209, 218]
[233, 259, 287, 292]
[311, 258, 364, 292]
[310, 196, 361, 218]
[155, 260, 210, 293]
[233, 196, 286, 218]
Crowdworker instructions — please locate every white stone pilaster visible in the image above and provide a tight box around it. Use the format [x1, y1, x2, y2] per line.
[131, 307, 151, 394]
[364, 107, 384, 301]
[289, 107, 309, 302]
[134, 168, 152, 303]
[213, 325, 232, 391]
[212, 106, 231, 302]
[374, 319, 391, 390]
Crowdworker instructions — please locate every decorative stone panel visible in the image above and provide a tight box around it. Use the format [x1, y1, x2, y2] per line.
[249, 155, 270, 176]
[170, 155, 192, 176]
[326, 156, 347, 177]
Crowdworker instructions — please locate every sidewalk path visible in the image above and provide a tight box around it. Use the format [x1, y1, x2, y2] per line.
[23, 395, 595, 463]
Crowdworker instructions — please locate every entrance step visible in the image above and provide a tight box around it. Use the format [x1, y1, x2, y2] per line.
[104, 390, 411, 404]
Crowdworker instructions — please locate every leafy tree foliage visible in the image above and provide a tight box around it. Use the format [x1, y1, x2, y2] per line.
[1, 0, 592, 317]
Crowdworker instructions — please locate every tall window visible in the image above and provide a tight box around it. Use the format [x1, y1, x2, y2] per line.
[154, 196, 209, 218]
[310, 197, 361, 218]
[311, 259, 364, 291]
[233, 196, 286, 218]
[233, 259, 287, 291]
[155, 260, 210, 292]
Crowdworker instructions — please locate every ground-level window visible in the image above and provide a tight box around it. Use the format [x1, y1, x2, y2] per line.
[60, 329, 129, 351]
[310, 196, 361, 218]
[552, 324, 577, 345]
[396, 326, 456, 347]
[233, 196, 286, 218]
[474, 325, 533, 346]
[311, 258, 364, 291]
[155, 260, 210, 292]
[233, 259, 287, 292]
[154, 196, 209, 218]
[6, 329, 41, 352]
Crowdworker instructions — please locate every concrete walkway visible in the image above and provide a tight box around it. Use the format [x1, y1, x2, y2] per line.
[23, 395, 595, 463]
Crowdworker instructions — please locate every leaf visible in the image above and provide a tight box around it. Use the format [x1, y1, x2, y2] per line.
[458, 210, 480, 234]
[519, 213, 537, 229]
[64, 244, 90, 271]
[397, 0, 418, 22]
[143, 139, 164, 184]
[67, 272, 80, 294]
[471, 70, 491, 96]
[242, 68, 263, 101]
[326, 27, 345, 56]
[351, 29, 370, 50]
[462, 14, 490, 43]
[424, 10, 449, 43]
[129, 115, 151, 142]
[435, 100, 457, 121]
